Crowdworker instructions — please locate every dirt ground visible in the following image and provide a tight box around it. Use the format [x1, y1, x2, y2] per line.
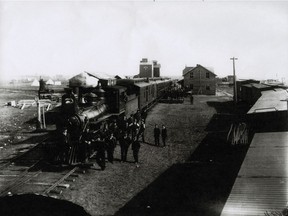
[0, 89, 38, 132]
[59, 95, 234, 216]
[0, 90, 40, 162]
[0, 88, 246, 216]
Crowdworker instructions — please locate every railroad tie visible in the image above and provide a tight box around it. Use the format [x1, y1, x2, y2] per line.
[44, 167, 77, 194]
[26, 182, 70, 189]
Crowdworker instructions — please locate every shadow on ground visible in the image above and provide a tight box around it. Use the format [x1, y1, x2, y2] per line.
[0, 194, 90, 216]
[115, 100, 250, 216]
[115, 133, 248, 216]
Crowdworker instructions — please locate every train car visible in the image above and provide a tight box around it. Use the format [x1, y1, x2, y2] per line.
[117, 77, 172, 111]
[221, 87, 288, 216]
[155, 79, 173, 98]
[134, 81, 157, 110]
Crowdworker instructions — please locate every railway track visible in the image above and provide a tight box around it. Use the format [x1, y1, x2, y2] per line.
[0, 136, 82, 198]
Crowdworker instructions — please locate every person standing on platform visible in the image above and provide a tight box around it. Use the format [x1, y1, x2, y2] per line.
[154, 124, 160, 146]
[132, 137, 141, 167]
[161, 125, 167, 147]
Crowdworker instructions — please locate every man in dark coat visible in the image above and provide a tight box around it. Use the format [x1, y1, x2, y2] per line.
[161, 125, 167, 147]
[80, 128, 93, 163]
[141, 109, 148, 122]
[119, 132, 131, 162]
[154, 124, 160, 146]
[135, 109, 141, 122]
[120, 116, 128, 132]
[137, 119, 146, 143]
[95, 137, 106, 170]
[190, 93, 194, 105]
[130, 119, 139, 140]
[132, 137, 141, 167]
[127, 115, 134, 136]
[106, 133, 116, 163]
[59, 128, 70, 163]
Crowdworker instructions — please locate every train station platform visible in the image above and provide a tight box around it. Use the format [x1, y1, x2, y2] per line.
[221, 131, 288, 216]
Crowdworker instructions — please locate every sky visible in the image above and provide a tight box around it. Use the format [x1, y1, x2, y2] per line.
[0, 0, 288, 82]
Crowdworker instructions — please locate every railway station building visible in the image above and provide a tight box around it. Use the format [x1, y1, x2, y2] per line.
[183, 64, 217, 95]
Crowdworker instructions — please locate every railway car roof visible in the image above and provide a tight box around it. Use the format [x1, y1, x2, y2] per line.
[247, 89, 288, 114]
[134, 81, 156, 88]
[154, 79, 171, 83]
[242, 83, 272, 89]
[221, 132, 288, 216]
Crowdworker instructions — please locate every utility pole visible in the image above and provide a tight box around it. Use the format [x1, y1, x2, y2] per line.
[230, 57, 238, 105]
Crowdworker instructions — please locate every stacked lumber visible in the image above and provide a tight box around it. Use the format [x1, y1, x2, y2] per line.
[16, 99, 52, 110]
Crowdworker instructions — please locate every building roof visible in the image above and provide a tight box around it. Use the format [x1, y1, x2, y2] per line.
[46, 79, 54, 85]
[247, 89, 288, 114]
[69, 72, 99, 87]
[31, 79, 40, 87]
[221, 132, 288, 216]
[182, 64, 216, 77]
[182, 67, 194, 75]
[114, 75, 122, 79]
[84, 71, 115, 80]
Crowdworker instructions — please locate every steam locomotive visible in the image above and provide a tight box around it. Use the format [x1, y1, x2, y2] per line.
[52, 72, 173, 164]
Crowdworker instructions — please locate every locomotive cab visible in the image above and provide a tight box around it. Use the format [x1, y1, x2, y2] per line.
[104, 86, 127, 114]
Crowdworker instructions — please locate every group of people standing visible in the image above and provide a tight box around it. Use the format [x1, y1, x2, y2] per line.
[81, 110, 147, 170]
[58, 108, 168, 170]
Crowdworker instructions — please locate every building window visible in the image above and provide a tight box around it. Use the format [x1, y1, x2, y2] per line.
[190, 84, 193, 89]
[190, 72, 194, 79]
[206, 72, 210, 79]
[206, 85, 210, 90]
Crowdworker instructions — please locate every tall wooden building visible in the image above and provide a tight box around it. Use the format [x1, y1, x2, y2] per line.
[183, 64, 217, 95]
[139, 58, 161, 78]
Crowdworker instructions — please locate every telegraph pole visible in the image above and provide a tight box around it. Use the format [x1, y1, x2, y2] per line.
[230, 57, 238, 105]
